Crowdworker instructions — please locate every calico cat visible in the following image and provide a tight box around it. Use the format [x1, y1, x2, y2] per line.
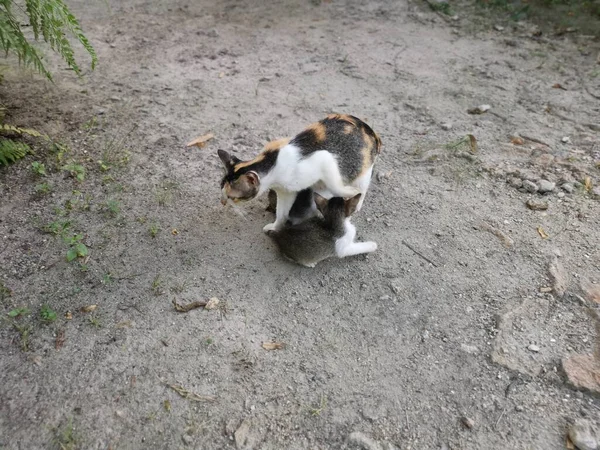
[218, 114, 382, 232]
[266, 193, 377, 267]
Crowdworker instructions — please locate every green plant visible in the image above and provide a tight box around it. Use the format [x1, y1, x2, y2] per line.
[0, 0, 97, 80]
[31, 161, 46, 175]
[8, 306, 29, 317]
[35, 182, 52, 195]
[52, 417, 78, 450]
[0, 138, 29, 165]
[103, 199, 120, 217]
[40, 304, 57, 323]
[0, 281, 13, 300]
[149, 223, 159, 238]
[64, 234, 88, 262]
[45, 220, 71, 237]
[87, 316, 101, 328]
[308, 395, 327, 417]
[151, 275, 163, 295]
[102, 272, 113, 284]
[12, 322, 32, 351]
[62, 163, 85, 182]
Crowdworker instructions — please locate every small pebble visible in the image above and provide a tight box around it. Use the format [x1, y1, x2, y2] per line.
[494, 25, 505, 31]
[467, 104, 491, 114]
[538, 180, 556, 193]
[522, 180, 538, 193]
[528, 344, 540, 352]
[461, 417, 475, 429]
[562, 136, 570, 143]
[568, 419, 599, 450]
[441, 122, 452, 130]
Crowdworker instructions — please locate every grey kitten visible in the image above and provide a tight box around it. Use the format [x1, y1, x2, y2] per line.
[266, 193, 377, 268]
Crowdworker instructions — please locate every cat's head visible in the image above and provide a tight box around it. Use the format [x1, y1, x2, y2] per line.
[314, 193, 362, 220]
[218, 149, 260, 205]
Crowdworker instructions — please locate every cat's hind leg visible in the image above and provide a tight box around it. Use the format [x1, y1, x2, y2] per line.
[263, 190, 296, 232]
[352, 165, 374, 212]
[337, 241, 378, 258]
[319, 154, 361, 198]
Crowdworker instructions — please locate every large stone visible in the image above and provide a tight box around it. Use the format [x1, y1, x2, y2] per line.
[568, 419, 599, 450]
[563, 354, 600, 395]
[538, 179, 556, 193]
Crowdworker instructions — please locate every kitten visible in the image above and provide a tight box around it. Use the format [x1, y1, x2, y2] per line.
[266, 193, 377, 268]
[218, 114, 382, 232]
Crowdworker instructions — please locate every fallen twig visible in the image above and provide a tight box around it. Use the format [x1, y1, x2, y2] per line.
[172, 299, 207, 312]
[168, 384, 216, 402]
[402, 241, 439, 267]
[477, 221, 514, 248]
[520, 135, 551, 147]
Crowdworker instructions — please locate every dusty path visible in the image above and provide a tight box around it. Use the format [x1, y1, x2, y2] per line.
[1, 1, 599, 449]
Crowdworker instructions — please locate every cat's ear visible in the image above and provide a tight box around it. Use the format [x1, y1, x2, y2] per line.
[218, 149, 232, 169]
[245, 171, 259, 186]
[344, 194, 362, 217]
[313, 193, 328, 215]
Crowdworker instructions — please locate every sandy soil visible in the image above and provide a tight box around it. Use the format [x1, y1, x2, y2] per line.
[1, 0, 599, 449]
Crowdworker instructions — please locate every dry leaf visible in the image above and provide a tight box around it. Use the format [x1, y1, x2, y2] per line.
[116, 320, 133, 329]
[262, 341, 285, 350]
[55, 329, 66, 350]
[31, 355, 42, 366]
[172, 298, 207, 312]
[163, 399, 171, 412]
[537, 226, 549, 239]
[468, 134, 478, 153]
[205, 297, 220, 310]
[168, 384, 215, 402]
[566, 435, 575, 450]
[539, 287, 553, 293]
[584, 176, 592, 192]
[65, 311, 73, 320]
[510, 136, 524, 145]
[171, 229, 179, 235]
[186, 133, 214, 148]
[218, 72, 225, 78]
[81, 304, 97, 313]
[552, 83, 567, 90]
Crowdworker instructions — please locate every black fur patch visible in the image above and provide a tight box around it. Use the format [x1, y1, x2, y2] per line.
[291, 115, 378, 181]
[221, 150, 279, 187]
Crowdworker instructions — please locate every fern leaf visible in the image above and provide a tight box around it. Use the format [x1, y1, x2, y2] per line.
[0, 124, 42, 137]
[0, 137, 30, 165]
[0, 0, 52, 79]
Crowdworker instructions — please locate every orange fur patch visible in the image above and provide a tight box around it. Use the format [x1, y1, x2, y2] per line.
[264, 137, 291, 152]
[306, 122, 327, 142]
[343, 124, 354, 134]
[234, 153, 266, 172]
[327, 113, 357, 126]
[359, 128, 374, 176]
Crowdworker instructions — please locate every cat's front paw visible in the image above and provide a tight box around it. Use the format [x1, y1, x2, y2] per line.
[263, 222, 278, 233]
[364, 241, 378, 253]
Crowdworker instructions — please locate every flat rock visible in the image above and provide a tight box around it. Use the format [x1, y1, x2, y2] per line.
[538, 179, 556, 193]
[568, 419, 599, 450]
[563, 354, 600, 395]
[522, 180, 538, 193]
[526, 199, 548, 210]
[548, 257, 568, 297]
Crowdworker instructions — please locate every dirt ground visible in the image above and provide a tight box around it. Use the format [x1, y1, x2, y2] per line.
[1, 0, 600, 449]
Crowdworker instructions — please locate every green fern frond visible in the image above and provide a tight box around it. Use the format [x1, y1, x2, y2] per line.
[0, 123, 43, 137]
[0, 137, 30, 165]
[0, 0, 51, 79]
[0, 0, 97, 80]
